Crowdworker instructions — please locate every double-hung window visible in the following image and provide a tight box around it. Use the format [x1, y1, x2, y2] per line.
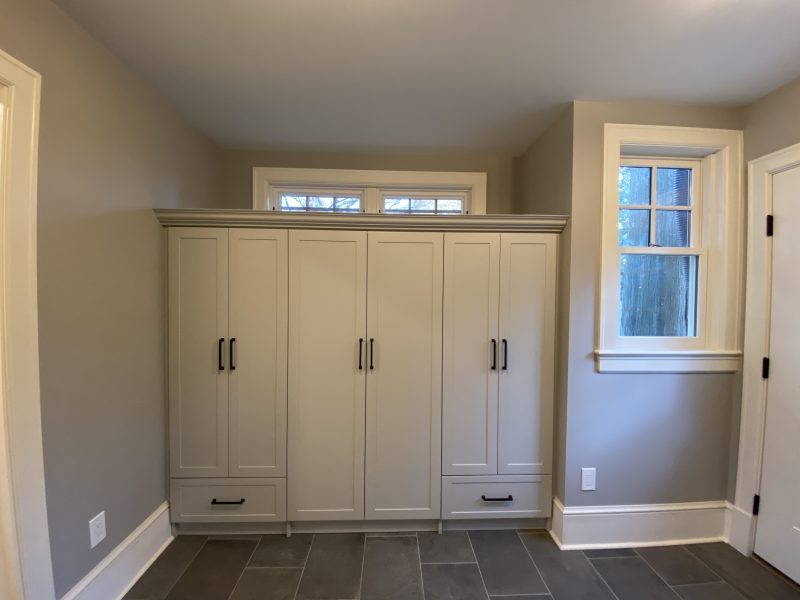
[596, 124, 744, 373]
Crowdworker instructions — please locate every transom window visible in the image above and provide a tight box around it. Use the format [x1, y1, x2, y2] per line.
[382, 195, 464, 215]
[278, 192, 362, 213]
[617, 159, 701, 338]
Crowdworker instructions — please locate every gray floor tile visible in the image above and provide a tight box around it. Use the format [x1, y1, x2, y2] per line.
[673, 581, 746, 600]
[248, 534, 313, 567]
[164, 539, 257, 600]
[361, 536, 424, 600]
[583, 548, 637, 558]
[124, 536, 207, 600]
[520, 532, 615, 600]
[590, 556, 679, 600]
[422, 563, 487, 600]
[418, 532, 475, 564]
[229, 568, 302, 600]
[295, 533, 365, 600]
[686, 543, 800, 600]
[366, 531, 419, 538]
[489, 597, 551, 599]
[637, 546, 720, 586]
[468, 530, 547, 596]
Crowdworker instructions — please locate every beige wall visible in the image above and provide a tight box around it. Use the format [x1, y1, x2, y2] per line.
[744, 76, 800, 162]
[0, 0, 220, 595]
[218, 148, 515, 214]
[513, 106, 573, 499]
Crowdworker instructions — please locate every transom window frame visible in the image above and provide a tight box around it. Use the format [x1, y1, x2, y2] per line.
[596, 124, 744, 374]
[253, 167, 487, 215]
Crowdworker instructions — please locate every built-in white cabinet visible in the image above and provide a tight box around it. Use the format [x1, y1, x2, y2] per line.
[441, 232, 556, 519]
[162, 213, 561, 527]
[168, 228, 288, 495]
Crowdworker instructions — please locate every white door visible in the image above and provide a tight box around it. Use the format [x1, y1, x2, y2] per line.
[442, 233, 500, 476]
[365, 232, 443, 519]
[228, 229, 288, 478]
[498, 234, 556, 476]
[168, 228, 229, 478]
[287, 230, 367, 520]
[754, 165, 800, 583]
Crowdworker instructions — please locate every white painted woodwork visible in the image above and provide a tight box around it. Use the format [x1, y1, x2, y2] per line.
[442, 475, 551, 519]
[228, 229, 288, 477]
[754, 165, 800, 584]
[169, 228, 229, 477]
[442, 233, 500, 476]
[288, 230, 367, 521]
[498, 234, 556, 475]
[365, 232, 443, 520]
[170, 478, 286, 522]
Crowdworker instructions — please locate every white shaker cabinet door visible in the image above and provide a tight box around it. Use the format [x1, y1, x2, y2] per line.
[442, 233, 500, 476]
[498, 234, 556, 476]
[228, 229, 288, 478]
[288, 230, 367, 521]
[169, 228, 229, 478]
[365, 232, 443, 520]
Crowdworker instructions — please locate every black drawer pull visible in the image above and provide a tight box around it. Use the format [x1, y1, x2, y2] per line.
[490, 339, 497, 370]
[358, 338, 364, 370]
[369, 338, 375, 370]
[211, 498, 245, 505]
[229, 338, 237, 370]
[501, 339, 508, 371]
[481, 494, 513, 502]
[218, 338, 225, 371]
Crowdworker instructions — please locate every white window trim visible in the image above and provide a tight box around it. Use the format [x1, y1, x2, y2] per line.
[252, 167, 487, 214]
[595, 124, 744, 373]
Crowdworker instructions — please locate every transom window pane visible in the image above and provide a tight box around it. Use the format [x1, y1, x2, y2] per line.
[279, 194, 361, 213]
[618, 167, 651, 205]
[619, 254, 698, 337]
[383, 197, 463, 214]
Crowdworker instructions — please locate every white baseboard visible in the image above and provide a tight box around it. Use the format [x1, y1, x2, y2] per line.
[549, 497, 730, 550]
[61, 501, 173, 600]
[725, 502, 756, 555]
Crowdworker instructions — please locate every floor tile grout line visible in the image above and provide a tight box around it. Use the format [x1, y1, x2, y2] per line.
[515, 530, 553, 599]
[584, 553, 623, 600]
[291, 533, 314, 600]
[415, 532, 427, 600]
[630, 547, 682, 598]
[226, 537, 262, 600]
[466, 531, 492, 600]
[242, 534, 264, 569]
[357, 533, 366, 600]
[243, 565, 305, 570]
[681, 545, 751, 600]
[420, 561, 477, 565]
[159, 535, 209, 600]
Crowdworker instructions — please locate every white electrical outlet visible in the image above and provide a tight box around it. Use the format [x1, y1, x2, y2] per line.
[89, 511, 106, 548]
[581, 467, 596, 491]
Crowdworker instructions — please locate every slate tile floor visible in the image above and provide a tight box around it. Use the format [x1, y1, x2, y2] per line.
[125, 530, 800, 600]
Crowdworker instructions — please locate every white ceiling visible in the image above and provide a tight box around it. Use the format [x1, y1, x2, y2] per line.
[55, 0, 800, 153]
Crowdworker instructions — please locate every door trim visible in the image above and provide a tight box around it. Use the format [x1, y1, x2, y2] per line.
[0, 49, 56, 598]
[732, 141, 800, 555]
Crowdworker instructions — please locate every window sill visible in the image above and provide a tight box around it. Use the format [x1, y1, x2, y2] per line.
[593, 350, 742, 374]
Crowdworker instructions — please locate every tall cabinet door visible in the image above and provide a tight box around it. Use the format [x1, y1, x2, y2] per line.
[366, 232, 443, 520]
[442, 233, 500, 476]
[288, 230, 367, 521]
[498, 234, 556, 475]
[169, 228, 229, 478]
[228, 229, 288, 478]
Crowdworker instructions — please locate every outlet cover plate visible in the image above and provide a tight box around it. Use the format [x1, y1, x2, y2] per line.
[581, 468, 596, 491]
[89, 511, 106, 548]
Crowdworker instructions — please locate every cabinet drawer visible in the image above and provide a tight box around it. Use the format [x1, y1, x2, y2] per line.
[170, 478, 286, 522]
[442, 475, 551, 519]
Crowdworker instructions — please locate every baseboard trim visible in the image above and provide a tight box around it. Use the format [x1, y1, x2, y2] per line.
[549, 497, 730, 550]
[61, 501, 173, 600]
[725, 502, 755, 555]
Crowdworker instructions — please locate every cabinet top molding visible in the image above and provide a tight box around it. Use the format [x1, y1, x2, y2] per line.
[154, 209, 568, 232]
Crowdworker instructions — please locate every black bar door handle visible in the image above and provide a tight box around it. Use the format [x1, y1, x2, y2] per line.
[358, 338, 364, 370]
[229, 338, 236, 371]
[211, 498, 245, 505]
[490, 339, 497, 370]
[369, 338, 375, 370]
[481, 495, 513, 502]
[218, 338, 225, 371]
[501, 339, 508, 371]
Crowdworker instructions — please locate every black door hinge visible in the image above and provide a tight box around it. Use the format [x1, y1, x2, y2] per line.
[762, 357, 770, 379]
[767, 215, 774, 236]
[753, 494, 760, 516]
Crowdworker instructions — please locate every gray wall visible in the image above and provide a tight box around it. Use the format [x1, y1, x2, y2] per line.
[513, 106, 573, 500]
[218, 148, 516, 214]
[516, 100, 746, 506]
[744, 76, 800, 162]
[0, 0, 220, 595]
